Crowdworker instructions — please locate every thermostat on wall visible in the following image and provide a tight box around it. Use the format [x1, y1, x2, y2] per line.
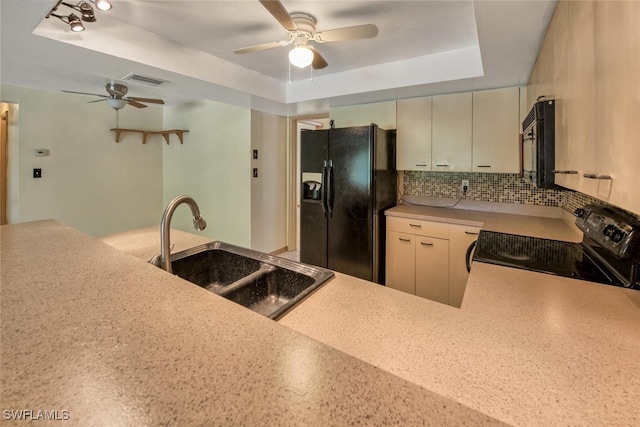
[34, 149, 49, 157]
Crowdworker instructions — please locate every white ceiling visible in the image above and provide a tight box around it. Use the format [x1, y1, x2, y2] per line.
[0, 0, 557, 115]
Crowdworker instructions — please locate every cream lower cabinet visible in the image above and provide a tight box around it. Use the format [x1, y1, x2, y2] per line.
[386, 217, 450, 305]
[386, 231, 416, 295]
[448, 224, 481, 308]
[415, 236, 449, 304]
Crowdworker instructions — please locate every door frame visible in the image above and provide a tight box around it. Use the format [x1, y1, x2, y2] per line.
[287, 113, 328, 251]
[1, 109, 8, 225]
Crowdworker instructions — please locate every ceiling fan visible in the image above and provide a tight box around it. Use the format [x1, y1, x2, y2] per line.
[234, 0, 379, 70]
[61, 83, 165, 110]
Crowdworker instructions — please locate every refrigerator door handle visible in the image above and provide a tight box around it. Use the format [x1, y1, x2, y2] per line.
[327, 160, 334, 218]
[320, 163, 328, 217]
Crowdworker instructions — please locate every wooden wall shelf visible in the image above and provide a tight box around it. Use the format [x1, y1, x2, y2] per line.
[110, 128, 189, 145]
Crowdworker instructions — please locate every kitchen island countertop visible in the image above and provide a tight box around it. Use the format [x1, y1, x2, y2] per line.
[3, 216, 640, 426]
[1, 220, 503, 426]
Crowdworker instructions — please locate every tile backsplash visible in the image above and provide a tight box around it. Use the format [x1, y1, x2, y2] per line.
[403, 172, 563, 206]
[402, 171, 640, 221]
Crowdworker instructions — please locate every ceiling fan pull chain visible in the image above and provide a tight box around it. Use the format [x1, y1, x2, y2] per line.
[115, 109, 119, 128]
[288, 60, 291, 84]
[309, 66, 313, 82]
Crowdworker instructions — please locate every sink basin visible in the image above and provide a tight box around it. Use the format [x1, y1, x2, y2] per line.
[171, 248, 261, 293]
[166, 241, 334, 319]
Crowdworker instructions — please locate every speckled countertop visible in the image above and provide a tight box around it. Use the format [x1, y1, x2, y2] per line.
[385, 203, 583, 241]
[100, 206, 640, 425]
[280, 205, 640, 425]
[1, 220, 504, 426]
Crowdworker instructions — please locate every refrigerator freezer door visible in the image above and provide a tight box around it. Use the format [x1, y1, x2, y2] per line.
[300, 130, 329, 268]
[327, 126, 375, 280]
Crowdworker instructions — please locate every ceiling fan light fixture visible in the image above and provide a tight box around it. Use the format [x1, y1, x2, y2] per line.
[92, 0, 112, 11]
[107, 98, 127, 110]
[289, 46, 314, 69]
[77, 2, 96, 22]
[47, 0, 111, 31]
[68, 14, 85, 31]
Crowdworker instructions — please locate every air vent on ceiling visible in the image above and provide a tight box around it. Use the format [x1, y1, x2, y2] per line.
[121, 73, 168, 86]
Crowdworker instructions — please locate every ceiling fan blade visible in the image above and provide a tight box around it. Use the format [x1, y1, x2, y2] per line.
[314, 24, 379, 43]
[87, 99, 108, 104]
[127, 97, 165, 105]
[259, 0, 297, 32]
[310, 46, 328, 70]
[233, 40, 290, 54]
[62, 90, 107, 98]
[126, 100, 147, 109]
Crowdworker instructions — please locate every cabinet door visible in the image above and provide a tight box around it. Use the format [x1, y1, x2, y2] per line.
[472, 87, 520, 173]
[448, 224, 481, 308]
[415, 236, 449, 305]
[562, 0, 596, 193]
[396, 97, 432, 171]
[386, 231, 415, 295]
[432, 92, 472, 172]
[593, 0, 640, 214]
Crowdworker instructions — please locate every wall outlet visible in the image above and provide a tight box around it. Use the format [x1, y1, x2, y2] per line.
[461, 179, 469, 193]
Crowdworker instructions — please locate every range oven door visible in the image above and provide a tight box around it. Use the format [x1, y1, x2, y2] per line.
[465, 240, 477, 273]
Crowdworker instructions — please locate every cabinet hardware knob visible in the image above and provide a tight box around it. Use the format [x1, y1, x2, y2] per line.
[435, 164, 449, 167]
[477, 165, 492, 168]
[415, 163, 427, 167]
[409, 224, 422, 228]
[420, 242, 434, 246]
[399, 237, 411, 242]
[464, 231, 479, 235]
[583, 173, 612, 180]
[552, 170, 579, 174]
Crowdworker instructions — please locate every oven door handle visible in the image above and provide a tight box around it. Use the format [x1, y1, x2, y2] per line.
[465, 241, 477, 273]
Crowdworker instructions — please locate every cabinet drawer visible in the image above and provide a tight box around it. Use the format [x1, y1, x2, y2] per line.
[386, 216, 450, 239]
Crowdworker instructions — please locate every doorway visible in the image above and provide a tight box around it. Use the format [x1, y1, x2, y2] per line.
[287, 114, 329, 253]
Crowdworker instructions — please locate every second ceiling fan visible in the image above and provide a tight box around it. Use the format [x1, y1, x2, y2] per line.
[234, 0, 379, 70]
[62, 83, 164, 110]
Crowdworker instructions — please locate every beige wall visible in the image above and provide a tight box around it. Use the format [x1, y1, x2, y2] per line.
[330, 101, 397, 130]
[0, 84, 164, 236]
[162, 100, 252, 247]
[251, 110, 287, 253]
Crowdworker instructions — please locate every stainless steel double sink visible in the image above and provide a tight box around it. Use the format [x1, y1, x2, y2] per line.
[165, 241, 334, 320]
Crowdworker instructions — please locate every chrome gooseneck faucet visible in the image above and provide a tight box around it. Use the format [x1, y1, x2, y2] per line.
[160, 195, 207, 273]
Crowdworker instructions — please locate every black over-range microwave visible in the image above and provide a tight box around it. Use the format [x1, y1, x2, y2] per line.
[521, 99, 555, 189]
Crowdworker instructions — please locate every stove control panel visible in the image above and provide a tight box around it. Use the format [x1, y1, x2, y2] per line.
[575, 205, 639, 259]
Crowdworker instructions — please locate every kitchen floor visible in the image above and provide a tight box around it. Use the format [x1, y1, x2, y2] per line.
[278, 250, 300, 262]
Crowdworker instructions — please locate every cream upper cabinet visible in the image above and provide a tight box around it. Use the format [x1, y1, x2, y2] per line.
[471, 87, 520, 173]
[396, 97, 432, 171]
[530, 0, 640, 215]
[329, 101, 397, 130]
[592, 0, 640, 214]
[562, 0, 596, 193]
[431, 92, 472, 172]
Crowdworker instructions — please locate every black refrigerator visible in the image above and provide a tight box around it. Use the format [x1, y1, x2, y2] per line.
[300, 124, 396, 284]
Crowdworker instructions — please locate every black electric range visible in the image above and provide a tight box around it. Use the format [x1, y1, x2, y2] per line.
[472, 204, 640, 289]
